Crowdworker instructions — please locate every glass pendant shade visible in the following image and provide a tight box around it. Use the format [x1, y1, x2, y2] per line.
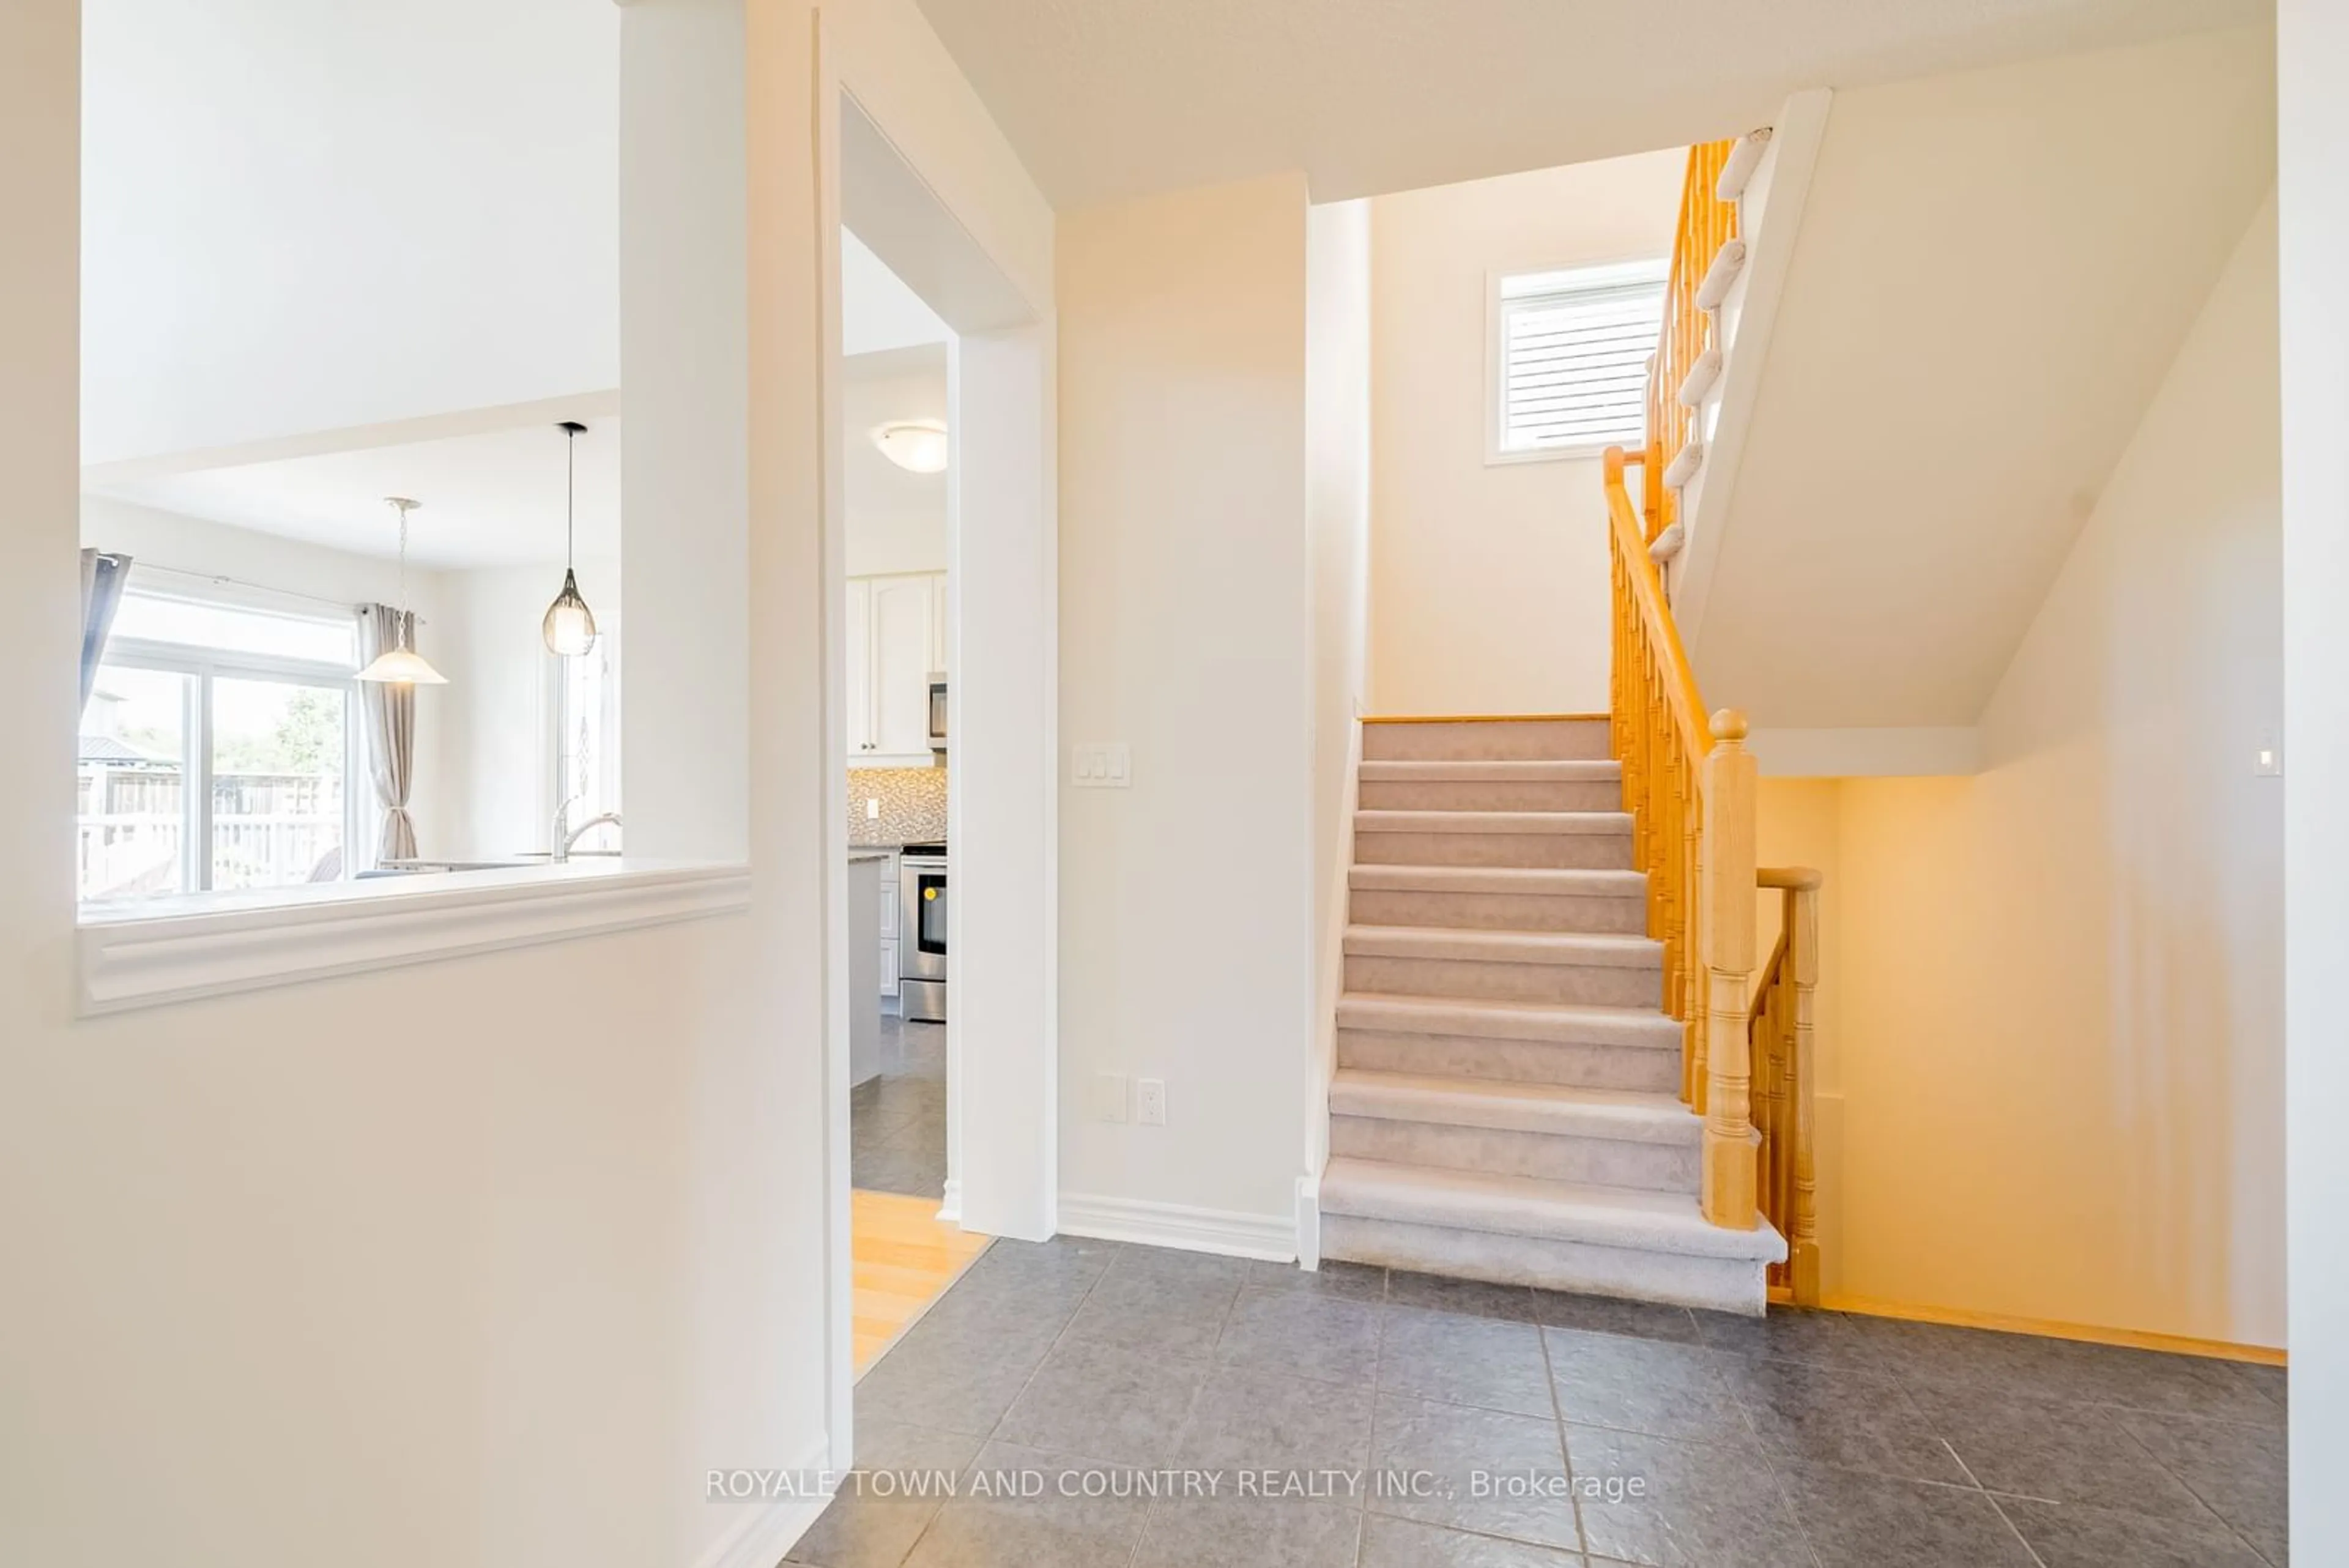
[357, 644, 448, 685]
[358, 497, 447, 684]
[543, 421, 599, 655]
[543, 568, 599, 656]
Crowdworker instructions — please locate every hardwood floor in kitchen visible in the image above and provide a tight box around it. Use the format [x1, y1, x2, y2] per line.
[852, 1189, 989, 1372]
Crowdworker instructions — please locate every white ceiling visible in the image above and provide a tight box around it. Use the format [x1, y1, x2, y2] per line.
[1693, 26, 2277, 729]
[909, 0, 2266, 207]
[92, 349, 951, 572]
[844, 228, 954, 355]
[98, 418, 625, 571]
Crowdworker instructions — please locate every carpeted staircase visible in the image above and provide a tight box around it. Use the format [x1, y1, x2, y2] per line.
[1319, 715, 1784, 1313]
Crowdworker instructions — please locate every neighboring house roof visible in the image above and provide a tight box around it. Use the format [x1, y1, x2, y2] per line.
[79, 735, 163, 764]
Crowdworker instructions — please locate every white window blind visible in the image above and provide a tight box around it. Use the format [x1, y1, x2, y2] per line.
[1496, 259, 1667, 456]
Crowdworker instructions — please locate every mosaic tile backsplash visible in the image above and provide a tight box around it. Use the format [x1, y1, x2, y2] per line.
[848, 766, 948, 846]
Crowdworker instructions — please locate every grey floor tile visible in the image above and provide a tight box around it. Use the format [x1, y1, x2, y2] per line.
[1850, 1317, 2279, 1424]
[1367, 1392, 1580, 1551]
[1715, 1354, 1969, 1484]
[1358, 1514, 1586, 1566]
[1530, 1291, 1702, 1345]
[1566, 1424, 1808, 1568]
[2240, 1362, 2287, 1414]
[1129, 1494, 1363, 1568]
[1245, 1258, 1389, 1301]
[1381, 1306, 1557, 1419]
[994, 1337, 1211, 1466]
[1107, 1241, 1258, 1288]
[2120, 1410, 2289, 1564]
[946, 1239, 1114, 1318]
[1544, 1328, 1755, 1447]
[1773, 1461, 2036, 1568]
[901, 1441, 1155, 1568]
[1177, 1362, 1376, 1476]
[1390, 1269, 1539, 1321]
[854, 1312, 1057, 1436]
[877, 1113, 946, 1156]
[1995, 1494, 2272, 1568]
[1689, 1306, 1874, 1370]
[852, 1145, 944, 1198]
[1059, 1255, 1242, 1360]
[1215, 1286, 1384, 1385]
[1907, 1382, 2215, 1520]
[785, 1421, 979, 1568]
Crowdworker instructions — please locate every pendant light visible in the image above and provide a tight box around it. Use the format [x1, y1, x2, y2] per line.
[357, 497, 448, 685]
[542, 420, 599, 656]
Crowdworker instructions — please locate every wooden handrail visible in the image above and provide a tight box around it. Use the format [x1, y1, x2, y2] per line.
[1635, 140, 1742, 545]
[1597, 138, 1802, 1247]
[1751, 866, 1822, 1304]
[1604, 444, 1759, 1233]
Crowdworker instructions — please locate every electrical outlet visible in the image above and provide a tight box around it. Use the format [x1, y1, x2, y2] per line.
[866, 798, 881, 819]
[1091, 1072, 1129, 1123]
[1136, 1078, 1167, 1127]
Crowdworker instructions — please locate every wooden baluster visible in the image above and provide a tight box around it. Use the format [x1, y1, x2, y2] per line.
[1787, 877, 1822, 1304]
[1699, 711, 1759, 1230]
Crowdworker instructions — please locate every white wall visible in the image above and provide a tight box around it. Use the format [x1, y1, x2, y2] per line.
[2280, 0, 2347, 1554]
[78, 495, 457, 853]
[82, 0, 620, 465]
[1305, 199, 1373, 1193]
[1058, 173, 1315, 1232]
[1368, 150, 1683, 716]
[1759, 203, 2285, 1347]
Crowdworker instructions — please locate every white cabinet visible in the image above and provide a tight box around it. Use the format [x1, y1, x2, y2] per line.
[845, 572, 944, 768]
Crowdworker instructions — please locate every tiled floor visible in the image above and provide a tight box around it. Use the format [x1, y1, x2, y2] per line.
[852, 1014, 946, 1198]
[789, 1239, 2289, 1568]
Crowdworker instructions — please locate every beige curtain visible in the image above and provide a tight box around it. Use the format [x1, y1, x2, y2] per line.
[358, 604, 419, 862]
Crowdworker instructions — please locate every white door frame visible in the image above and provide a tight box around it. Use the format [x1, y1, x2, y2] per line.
[812, 17, 1059, 1464]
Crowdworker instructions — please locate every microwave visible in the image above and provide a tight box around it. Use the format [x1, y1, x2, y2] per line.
[926, 674, 948, 752]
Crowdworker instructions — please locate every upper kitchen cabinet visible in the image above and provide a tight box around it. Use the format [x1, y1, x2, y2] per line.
[846, 571, 944, 767]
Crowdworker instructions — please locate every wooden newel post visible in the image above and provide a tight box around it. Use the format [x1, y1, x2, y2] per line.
[1700, 710, 1759, 1230]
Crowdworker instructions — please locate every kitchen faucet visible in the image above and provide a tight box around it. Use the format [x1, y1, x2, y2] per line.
[551, 797, 623, 863]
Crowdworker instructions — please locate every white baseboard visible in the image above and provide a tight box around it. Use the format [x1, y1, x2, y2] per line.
[1295, 1173, 1322, 1270]
[692, 1436, 833, 1568]
[936, 1178, 962, 1225]
[1057, 1191, 1296, 1261]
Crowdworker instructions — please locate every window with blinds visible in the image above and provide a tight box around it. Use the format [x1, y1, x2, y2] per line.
[1493, 259, 1668, 458]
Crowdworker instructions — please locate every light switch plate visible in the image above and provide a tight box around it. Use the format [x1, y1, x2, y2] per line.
[2255, 728, 2284, 777]
[1071, 743, 1132, 788]
[1091, 1072, 1129, 1123]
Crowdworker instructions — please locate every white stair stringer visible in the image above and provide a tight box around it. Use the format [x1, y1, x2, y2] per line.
[1322, 715, 1779, 1314]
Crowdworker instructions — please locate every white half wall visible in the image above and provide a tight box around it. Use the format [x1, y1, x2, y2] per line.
[1058, 174, 1315, 1235]
[5, 7, 817, 1567]
[1368, 150, 1683, 716]
[2280, 0, 2346, 1556]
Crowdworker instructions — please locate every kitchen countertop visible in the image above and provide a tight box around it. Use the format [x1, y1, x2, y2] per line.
[847, 849, 894, 864]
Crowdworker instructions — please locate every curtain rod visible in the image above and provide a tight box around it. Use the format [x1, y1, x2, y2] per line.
[127, 561, 366, 614]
